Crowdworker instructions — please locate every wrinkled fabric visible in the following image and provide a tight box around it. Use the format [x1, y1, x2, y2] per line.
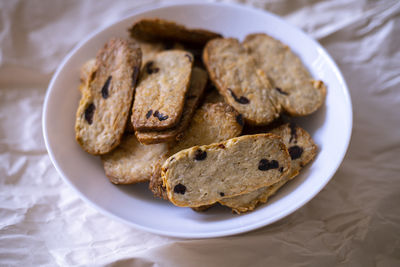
[1, 0, 400, 266]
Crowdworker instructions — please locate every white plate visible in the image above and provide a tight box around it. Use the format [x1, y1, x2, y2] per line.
[42, 2, 352, 238]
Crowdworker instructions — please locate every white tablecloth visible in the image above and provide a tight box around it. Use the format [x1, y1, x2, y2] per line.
[1, 0, 399, 266]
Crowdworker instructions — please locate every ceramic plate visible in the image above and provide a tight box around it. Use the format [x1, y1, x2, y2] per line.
[43, 2, 352, 238]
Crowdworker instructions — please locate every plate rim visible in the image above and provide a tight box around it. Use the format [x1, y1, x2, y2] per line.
[42, 1, 353, 239]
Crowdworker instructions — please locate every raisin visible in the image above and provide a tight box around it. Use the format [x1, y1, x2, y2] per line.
[145, 61, 153, 73]
[279, 167, 284, 173]
[131, 66, 140, 88]
[258, 159, 279, 171]
[84, 103, 95, 124]
[145, 61, 159, 74]
[289, 122, 298, 143]
[174, 183, 186, 194]
[101, 76, 112, 99]
[275, 87, 289, 95]
[218, 144, 225, 149]
[238, 96, 250, 104]
[220, 192, 225, 197]
[146, 110, 153, 119]
[185, 54, 193, 62]
[236, 114, 244, 126]
[228, 89, 249, 104]
[153, 110, 168, 121]
[158, 115, 168, 121]
[194, 149, 207, 161]
[288, 145, 303, 160]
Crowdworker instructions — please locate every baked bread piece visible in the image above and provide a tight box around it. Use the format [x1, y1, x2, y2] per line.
[169, 102, 243, 155]
[93, 40, 167, 134]
[220, 123, 317, 213]
[75, 38, 142, 155]
[203, 38, 281, 125]
[129, 18, 222, 46]
[149, 102, 243, 198]
[161, 134, 291, 207]
[135, 67, 208, 144]
[101, 135, 168, 184]
[243, 33, 326, 116]
[124, 40, 184, 133]
[131, 50, 194, 131]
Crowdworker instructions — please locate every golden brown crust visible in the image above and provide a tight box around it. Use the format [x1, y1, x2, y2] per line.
[135, 67, 208, 144]
[203, 38, 281, 125]
[129, 18, 222, 46]
[131, 50, 193, 131]
[75, 38, 142, 155]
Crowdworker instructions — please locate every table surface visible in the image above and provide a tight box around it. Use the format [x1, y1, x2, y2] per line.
[1, 0, 399, 266]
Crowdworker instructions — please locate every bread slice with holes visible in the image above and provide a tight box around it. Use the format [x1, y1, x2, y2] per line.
[243, 33, 326, 116]
[161, 134, 290, 207]
[75, 38, 142, 155]
[124, 40, 185, 134]
[131, 50, 194, 131]
[203, 38, 281, 125]
[219, 123, 317, 213]
[135, 67, 208, 144]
